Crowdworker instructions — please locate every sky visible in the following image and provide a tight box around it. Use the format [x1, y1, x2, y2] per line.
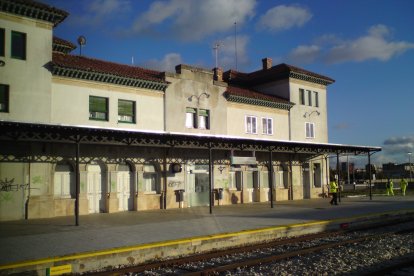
[43, 0, 414, 167]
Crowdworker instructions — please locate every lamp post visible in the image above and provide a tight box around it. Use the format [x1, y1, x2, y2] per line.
[408, 152, 412, 182]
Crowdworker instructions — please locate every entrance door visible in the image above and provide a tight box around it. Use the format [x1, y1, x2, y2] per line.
[117, 170, 132, 211]
[186, 165, 210, 207]
[245, 171, 258, 202]
[302, 163, 311, 199]
[87, 165, 102, 213]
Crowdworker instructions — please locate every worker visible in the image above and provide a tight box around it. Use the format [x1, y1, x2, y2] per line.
[400, 178, 408, 196]
[389, 179, 394, 196]
[329, 180, 338, 205]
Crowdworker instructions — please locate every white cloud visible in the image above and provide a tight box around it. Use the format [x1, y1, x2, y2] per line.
[287, 25, 414, 65]
[257, 5, 312, 32]
[288, 45, 320, 64]
[214, 35, 250, 70]
[143, 53, 183, 72]
[71, 0, 131, 27]
[130, 0, 256, 41]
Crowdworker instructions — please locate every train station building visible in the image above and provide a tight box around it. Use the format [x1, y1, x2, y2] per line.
[0, 0, 380, 221]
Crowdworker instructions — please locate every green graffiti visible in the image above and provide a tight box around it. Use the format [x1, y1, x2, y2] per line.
[221, 179, 229, 188]
[111, 181, 116, 191]
[0, 192, 13, 202]
[32, 176, 42, 184]
[138, 180, 143, 192]
[80, 182, 85, 192]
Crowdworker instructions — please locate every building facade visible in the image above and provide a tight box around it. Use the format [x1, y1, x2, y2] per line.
[0, 0, 378, 222]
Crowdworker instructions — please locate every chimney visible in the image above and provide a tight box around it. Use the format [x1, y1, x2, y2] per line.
[262, 57, 272, 70]
[213, 67, 223, 81]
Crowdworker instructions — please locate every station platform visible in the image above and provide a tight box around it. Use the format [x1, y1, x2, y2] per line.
[1, 195, 414, 275]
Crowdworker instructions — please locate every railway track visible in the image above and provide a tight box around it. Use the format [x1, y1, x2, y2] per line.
[91, 220, 414, 275]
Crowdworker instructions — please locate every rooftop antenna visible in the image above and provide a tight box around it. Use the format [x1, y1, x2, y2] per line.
[77, 35, 86, 56]
[132, 56, 134, 65]
[234, 21, 238, 70]
[213, 43, 221, 68]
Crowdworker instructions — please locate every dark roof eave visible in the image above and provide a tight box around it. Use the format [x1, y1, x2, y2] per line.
[52, 65, 168, 91]
[225, 94, 294, 111]
[0, 0, 68, 27]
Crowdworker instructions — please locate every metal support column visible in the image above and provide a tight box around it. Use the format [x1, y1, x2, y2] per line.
[75, 139, 80, 226]
[208, 143, 213, 214]
[336, 152, 341, 203]
[368, 152, 372, 200]
[268, 149, 274, 208]
[289, 156, 293, 200]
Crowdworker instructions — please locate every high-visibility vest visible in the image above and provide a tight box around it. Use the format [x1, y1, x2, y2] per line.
[330, 181, 337, 193]
[401, 179, 408, 187]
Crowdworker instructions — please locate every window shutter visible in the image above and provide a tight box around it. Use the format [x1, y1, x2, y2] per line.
[90, 96, 107, 112]
[118, 100, 134, 116]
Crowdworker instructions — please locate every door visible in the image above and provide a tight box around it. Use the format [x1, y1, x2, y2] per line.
[302, 163, 311, 199]
[186, 165, 210, 207]
[117, 171, 131, 211]
[87, 165, 102, 213]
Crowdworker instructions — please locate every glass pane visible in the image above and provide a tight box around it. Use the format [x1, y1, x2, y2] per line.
[262, 118, 267, 134]
[11, 31, 26, 60]
[0, 84, 8, 112]
[252, 117, 257, 133]
[267, 119, 273, 135]
[186, 112, 194, 128]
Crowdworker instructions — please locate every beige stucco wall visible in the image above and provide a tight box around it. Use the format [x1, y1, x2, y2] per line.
[289, 79, 328, 143]
[51, 78, 164, 131]
[226, 102, 290, 140]
[0, 12, 53, 123]
[164, 65, 228, 134]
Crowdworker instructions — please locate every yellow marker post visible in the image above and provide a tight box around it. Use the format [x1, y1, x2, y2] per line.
[46, 264, 72, 276]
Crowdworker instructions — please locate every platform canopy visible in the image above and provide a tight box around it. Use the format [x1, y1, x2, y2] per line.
[0, 121, 381, 156]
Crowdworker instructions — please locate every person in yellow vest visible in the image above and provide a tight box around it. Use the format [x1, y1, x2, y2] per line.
[400, 178, 408, 196]
[387, 179, 394, 196]
[329, 180, 338, 205]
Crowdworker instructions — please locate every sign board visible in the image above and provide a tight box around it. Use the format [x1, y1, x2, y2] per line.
[46, 264, 72, 276]
[230, 156, 256, 165]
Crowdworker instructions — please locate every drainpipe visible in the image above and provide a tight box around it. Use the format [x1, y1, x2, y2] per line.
[75, 137, 80, 226]
[268, 148, 274, 208]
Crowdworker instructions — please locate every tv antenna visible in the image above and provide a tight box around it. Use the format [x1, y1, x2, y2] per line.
[77, 35, 86, 56]
[213, 43, 221, 68]
[234, 21, 238, 70]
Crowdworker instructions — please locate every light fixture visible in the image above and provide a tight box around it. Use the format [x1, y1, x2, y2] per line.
[303, 111, 320, 118]
[188, 92, 210, 105]
[77, 35, 86, 56]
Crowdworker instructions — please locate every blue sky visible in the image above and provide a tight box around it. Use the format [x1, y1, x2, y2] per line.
[44, 0, 414, 167]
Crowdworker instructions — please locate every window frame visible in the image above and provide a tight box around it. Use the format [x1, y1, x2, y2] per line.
[245, 115, 257, 134]
[299, 88, 305, 105]
[11, 31, 26, 60]
[314, 91, 319, 107]
[143, 164, 159, 194]
[198, 109, 210, 130]
[307, 90, 312, 106]
[262, 117, 273, 135]
[89, 96, 109, 121]
[185, 107, 196, 128]
[0, 28, 4, 57]
[305, 122, 315, 139]
[0, 84, 9, 113]
[117, 99, 136, 124]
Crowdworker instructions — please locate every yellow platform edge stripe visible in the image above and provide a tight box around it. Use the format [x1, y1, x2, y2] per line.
[1, 208, 413, 270]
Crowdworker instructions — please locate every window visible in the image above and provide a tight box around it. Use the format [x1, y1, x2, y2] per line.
[198, 109, 209, 129]
[314, 91, 319, 107]
[11, 31, 26, 60]
[0, 28, 4, 57]
[143, 164, 159, 193]
[118, 99, 135, 123]
[307, 90, 312, 106]
[262, 117, 273, 135]
[305, 122, 315, 138]
[89, 96, 108, 121]
[185, 107, 196, 128]
[0, 84, 9, 112]
[186, 108, 210, 129]
[299, 88, 305, 105]
[245, 116, 257, 134]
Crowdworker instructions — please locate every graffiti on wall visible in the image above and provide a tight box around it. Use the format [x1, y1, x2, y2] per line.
[0, 178, 37, 192]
